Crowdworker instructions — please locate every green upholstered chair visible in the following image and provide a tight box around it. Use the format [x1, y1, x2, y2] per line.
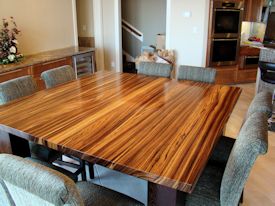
[0, 154, 143, 206]
[137, 62, 172, 78]
[209, 90, 272, 167]
[0, 76, 59, 164]
[246, 91, 272, 119]
[0, 75, 37, 105]
[41, 65, 76, 89]
[183, 112, 268, 206]
[177, 65, 216, 83]
[41, 65, 88, 180]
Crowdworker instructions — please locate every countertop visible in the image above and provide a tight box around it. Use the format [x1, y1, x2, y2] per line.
[0, 47, 95, 74]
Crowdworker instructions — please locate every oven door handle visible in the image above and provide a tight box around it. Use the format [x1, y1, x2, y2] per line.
[214, 8, 241, 12]
[212, 38, 238, 41]
[244, 56, 259, 59]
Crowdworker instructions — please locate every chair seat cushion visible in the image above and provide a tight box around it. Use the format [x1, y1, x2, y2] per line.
[76, 181, 144, 206]
[184, 164, 224, 206]
[25, 157, 77, 182]
[208, 136, 235, 167]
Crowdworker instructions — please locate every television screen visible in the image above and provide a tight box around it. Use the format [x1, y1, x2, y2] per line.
[264, 12, 275, 43]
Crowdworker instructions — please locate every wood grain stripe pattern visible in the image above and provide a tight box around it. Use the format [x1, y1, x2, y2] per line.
[0, 72, 241, 193]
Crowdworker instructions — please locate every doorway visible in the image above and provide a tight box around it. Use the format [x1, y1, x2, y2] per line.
[75, 0, 95, 48]
[121, 0, 167, 73]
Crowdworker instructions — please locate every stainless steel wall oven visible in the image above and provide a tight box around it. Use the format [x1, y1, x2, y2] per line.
[209, 0, 244, 66]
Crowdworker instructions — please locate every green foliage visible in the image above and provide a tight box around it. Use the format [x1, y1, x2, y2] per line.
[0, 17, 23, 65]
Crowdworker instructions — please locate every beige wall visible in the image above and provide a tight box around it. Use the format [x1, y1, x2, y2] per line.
[167, 0, 210, 67]
[76, 0, 94, 37]
[102, 0, 116, 70]
[0, 0, 76, 55]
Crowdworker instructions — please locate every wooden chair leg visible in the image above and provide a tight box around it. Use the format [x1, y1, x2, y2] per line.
[89, 163, 95, 179]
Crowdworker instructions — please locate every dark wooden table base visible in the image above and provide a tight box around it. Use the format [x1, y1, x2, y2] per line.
[148, 182, 177, 206]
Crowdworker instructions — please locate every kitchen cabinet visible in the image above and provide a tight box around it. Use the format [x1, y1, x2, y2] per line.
[0, 57, 72, 90]
[215, 66, 237, 84]
[244, 0, 264, 22]
[237, 46, 260, 83]
[0, 47, 95, 90]
[0, 66, 32, 83]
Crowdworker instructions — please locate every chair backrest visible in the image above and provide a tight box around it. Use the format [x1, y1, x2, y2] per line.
[0, 154, 84, 206]
[0, 75, 37, 105]
[220, 112, 268, 206]
[137, 62, 172, 78]
[41, 65, 76, 89]
[177, 65, 216, 83]
[246, 91, 272, 119]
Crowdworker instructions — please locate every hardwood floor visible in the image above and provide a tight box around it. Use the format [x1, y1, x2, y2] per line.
[224, 83, 275, 206]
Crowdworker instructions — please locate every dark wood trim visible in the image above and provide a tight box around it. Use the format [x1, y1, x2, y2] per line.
[0, 131, 12, 154]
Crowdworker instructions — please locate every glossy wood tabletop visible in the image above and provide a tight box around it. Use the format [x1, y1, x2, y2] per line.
[0, 72, 241, 193]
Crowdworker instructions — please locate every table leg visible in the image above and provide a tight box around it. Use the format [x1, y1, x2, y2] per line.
[148, 182, 177, 206]
[9, 134, 30, 157]
[0, 130, 12, 154]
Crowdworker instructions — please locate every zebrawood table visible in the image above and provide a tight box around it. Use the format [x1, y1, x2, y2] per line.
[0, 72, 241, 205]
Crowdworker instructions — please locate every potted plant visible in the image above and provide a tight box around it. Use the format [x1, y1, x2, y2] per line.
[0, 17, 23, 65]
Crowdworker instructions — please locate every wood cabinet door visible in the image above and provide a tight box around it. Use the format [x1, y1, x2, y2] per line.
[0, 67, 32, 83]
[244, 0, 263, 22]
[215, 68, 237, 84]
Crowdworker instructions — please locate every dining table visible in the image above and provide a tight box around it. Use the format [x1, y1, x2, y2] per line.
[0, 71, 241, 206]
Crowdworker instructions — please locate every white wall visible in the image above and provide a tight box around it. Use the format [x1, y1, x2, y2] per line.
[102, 0, 117, 70]
[166, 0, 210, 67]
[0, 0, 76, 55]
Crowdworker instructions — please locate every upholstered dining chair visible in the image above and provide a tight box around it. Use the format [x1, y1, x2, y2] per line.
[177, 65, 216, 83]
[41, 65, 90, 180]
[0, 75, 37, 105]
[41, 65, 76, 89]
[246, 91, 272, 119]
[209, 90, 272, 168]
[0, 75, 60, 164]
[183, 112, 268, 206]
[0, 154, 144, 206]
[137, 62, 172, 78]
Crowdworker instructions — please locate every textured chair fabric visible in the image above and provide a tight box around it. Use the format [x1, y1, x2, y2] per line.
[184, 112, 268, 206]
[0, 154, 83, 206]
[0, 76, 58, 163]
[246, 91, 272, 119]
[220, 112, 268, 206]
[210, 91, 272, 168]
[0, 154, 144, 206]
[41, 65, 76, 89]
[137, 62, 172, 78]
[177, 65, 216, 83]
[0, 75, 37, 105]
[25, 157, 77, 182]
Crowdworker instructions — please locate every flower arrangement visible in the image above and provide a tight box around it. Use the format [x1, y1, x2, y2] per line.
[0, 17, 23, 65]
